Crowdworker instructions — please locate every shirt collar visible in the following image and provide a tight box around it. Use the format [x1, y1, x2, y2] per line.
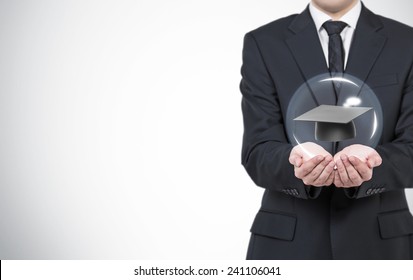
[309, 0, 362, 31]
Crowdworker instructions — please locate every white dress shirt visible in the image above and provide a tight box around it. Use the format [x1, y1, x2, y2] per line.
[309, 1, 362, 69]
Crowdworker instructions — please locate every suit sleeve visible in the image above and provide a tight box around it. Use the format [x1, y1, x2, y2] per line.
[240, 32, 320, 200]
[347, 62, 413, 199]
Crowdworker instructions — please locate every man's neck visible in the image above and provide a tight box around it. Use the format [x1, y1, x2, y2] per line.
[311, 0, 359, 20]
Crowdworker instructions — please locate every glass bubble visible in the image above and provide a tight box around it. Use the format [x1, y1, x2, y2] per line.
[285, 73, 383, 153]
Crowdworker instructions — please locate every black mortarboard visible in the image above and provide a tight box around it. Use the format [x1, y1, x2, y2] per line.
[294, 105, 372, 142]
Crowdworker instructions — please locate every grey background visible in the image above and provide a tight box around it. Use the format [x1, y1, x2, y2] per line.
[0, 0, 412, 259]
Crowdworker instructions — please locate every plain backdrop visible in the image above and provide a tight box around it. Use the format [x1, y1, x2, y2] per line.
[0, 0, 412, 259]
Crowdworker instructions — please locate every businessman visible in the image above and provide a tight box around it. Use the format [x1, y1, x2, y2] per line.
[240, 0, 413, 259]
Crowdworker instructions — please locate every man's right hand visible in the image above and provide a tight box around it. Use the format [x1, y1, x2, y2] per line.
[289, 142, 335, 187]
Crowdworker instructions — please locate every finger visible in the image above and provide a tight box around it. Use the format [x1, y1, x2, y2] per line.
[289, 153, 299, 165]
[333, 152, 342, 163]
[336, 157, 350, 187]
[295, 157, 303, 168]
[334, 170, 344, 187]
[289, 154, 302, 167]
[324, 172, 335, 186]
[325, 164, 336, 186]
[342, 155, 363, 186]
[348, 156, 373, 181]
[295, 155, 324, 178]
[302, 157, 330, 185]
[313, 159, 335, 186]
[327, 171, 335, 185]
[367, 154, 382, 168]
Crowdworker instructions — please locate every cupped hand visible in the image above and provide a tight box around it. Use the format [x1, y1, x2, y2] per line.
[333, 144, 382, 188]
[289, 142, 335, 187]
[333, 144, 382, 168]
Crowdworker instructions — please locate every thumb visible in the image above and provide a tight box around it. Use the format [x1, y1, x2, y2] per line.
[289, 154, 301, 167]
[295, 157, 303, 167]
[368, 155, 382, 168]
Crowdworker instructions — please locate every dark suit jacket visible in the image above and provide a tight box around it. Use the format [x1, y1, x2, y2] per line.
[240, 4, 413, 259]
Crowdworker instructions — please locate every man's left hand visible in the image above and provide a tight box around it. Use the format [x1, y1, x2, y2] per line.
[333, 144, 382, 188]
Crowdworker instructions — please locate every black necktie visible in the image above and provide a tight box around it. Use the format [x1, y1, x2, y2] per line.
[322, 21, 347, 154]
[322, 21, 348, 74]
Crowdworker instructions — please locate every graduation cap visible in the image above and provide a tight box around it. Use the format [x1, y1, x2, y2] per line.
[294, 105, 372, 142]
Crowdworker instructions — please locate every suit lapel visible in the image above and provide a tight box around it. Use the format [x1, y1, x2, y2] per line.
[345, 5, 386, 80]
[340, 5, 387, 102]
[286, 7, 336, 106]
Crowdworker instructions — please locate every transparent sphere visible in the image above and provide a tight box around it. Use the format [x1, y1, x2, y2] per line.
[285, 73, 383, 151]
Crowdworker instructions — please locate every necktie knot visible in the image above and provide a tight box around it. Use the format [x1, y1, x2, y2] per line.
[322, 21, 347, 36]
